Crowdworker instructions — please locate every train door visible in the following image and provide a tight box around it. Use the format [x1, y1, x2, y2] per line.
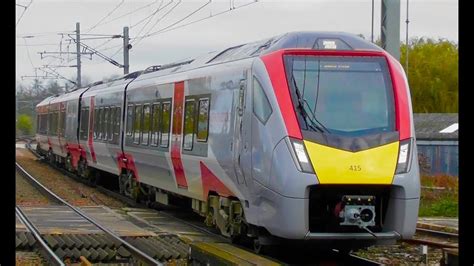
[233, 70, 252, 187]
[250, 74, 274, 187]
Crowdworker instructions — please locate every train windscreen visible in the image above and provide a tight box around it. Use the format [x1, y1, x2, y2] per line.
[284, 56, 396, 136]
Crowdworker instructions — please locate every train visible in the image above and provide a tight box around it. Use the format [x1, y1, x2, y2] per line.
[35, 31, 420, 253]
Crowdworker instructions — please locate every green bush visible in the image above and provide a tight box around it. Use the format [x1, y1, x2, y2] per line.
[17, 114, 33, 136]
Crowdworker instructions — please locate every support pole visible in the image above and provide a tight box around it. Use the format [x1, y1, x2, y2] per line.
[123, 27, 130, 74]
[76, 22, 81, 88]
[405, 0, 410, 77]
[371, 0, 374, 43]
[381, 0, 401, 60]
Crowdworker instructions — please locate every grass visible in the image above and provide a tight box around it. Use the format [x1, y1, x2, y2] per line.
[419, 175, 458, 217]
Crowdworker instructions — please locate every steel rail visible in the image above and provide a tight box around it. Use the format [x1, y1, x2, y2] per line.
[16, 206, 65, 266]
[416, 227, 459, 239]
[15, 162, 163, 266]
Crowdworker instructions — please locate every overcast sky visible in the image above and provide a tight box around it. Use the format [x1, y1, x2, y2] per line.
[16, 0, 458, 87]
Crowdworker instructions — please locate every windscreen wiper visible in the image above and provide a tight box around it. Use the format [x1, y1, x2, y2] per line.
[301, 99, 331, 134]
[291, 76, 329, 133]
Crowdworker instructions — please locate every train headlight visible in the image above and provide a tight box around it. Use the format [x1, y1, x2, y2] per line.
[395, 139, 412, 174]
[287, 138, 314, 174]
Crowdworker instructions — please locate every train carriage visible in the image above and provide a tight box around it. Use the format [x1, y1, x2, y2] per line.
[36, 31, 420, 252]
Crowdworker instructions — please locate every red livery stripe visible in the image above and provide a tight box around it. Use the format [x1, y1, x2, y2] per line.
[117, 152, 140, 181]
[200, 162, 234, 198]
[88, 96, 97, 163]
[261, 51, 303, 139]
[384, 52, 412, 140]
[66, 143, 82, 169]
[170, 81, 188, 189]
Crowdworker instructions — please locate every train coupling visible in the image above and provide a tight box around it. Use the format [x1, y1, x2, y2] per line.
[337, 195, 376, 234]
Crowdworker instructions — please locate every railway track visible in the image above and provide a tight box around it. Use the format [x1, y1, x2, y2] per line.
[15, 162, 163, 265]
[16, 206, 64, 265]
[19, 139, 382, 265]
[405, 227, 458, 251]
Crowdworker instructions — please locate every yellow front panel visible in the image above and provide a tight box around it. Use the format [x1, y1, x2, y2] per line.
[304, 140, 399, 184]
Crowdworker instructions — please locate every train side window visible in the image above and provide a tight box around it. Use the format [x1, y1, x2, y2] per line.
[183, 99, 196, 151]
[126, 104, 133, 136]
[80, 107, 89, 140]
[93, 108, 98, 139]
[60, 109, 66, 137]
[114, 107, 121, 143]
[151, 103, 161, 146]
[43, 114, 47, 134]
[133, 104, 142, 144]
[100, 107, 106, 140]
[47, 112, 52, 135]
[253, 78, 273, 124]
[197, 98, 210, 142]
[160, 102, 171, 148]
[41, 114, 45, 134]
[47, 113, 50, 134]
[51, 112, 58, 135]
[104, 107, 110, 140]
[142, 104, 151, 146]
[37, 114, 40, 134]
[108, 107, 114, 141]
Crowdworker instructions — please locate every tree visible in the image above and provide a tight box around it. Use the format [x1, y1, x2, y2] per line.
[401, 38, 458, 113]
[46, 80, 63, 95]
[17, 114, 33, 136]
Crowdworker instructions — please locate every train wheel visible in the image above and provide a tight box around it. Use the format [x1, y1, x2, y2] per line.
[65, 154, 73, 172]
[77, 158, 90, 180]
[119, 171, 133, 198]
[47, 150, 55, 165]
[253, 239, 277, 255]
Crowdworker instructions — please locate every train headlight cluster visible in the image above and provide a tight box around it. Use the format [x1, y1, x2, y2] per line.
[287, 138, 314, 174]
[395, 139, 412, 174]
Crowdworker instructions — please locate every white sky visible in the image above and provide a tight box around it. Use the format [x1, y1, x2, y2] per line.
[15, 0, 458, 87]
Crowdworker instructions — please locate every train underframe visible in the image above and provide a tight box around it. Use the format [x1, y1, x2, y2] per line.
[36, 144, 396, 254]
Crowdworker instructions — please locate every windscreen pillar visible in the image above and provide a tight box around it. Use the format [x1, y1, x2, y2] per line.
[381, 0, 400, 61]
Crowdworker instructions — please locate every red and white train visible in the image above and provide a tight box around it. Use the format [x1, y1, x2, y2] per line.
[36, 31, 420, 252]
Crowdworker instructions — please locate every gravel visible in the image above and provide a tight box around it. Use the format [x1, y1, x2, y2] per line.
[16, 148, 126, 208]
[16, 172, 51, 206]
[16, 251, 46, 265]
[353, 241, 443, 265]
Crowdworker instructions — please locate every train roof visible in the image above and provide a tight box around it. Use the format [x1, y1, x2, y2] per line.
[49, 87, 89, 104]
[36, 95, 58, 108]
[62, 31, 385, 94]
[130, 31, 383, 83]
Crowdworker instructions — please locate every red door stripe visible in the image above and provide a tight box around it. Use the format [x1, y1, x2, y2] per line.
[170, 81, 188, 188]
[88, 96, 97, 163]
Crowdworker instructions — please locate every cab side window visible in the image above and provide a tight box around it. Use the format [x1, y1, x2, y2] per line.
[253, 78, 272, 124]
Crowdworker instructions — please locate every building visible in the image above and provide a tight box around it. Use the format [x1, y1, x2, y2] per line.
[414, 113, 458, 176]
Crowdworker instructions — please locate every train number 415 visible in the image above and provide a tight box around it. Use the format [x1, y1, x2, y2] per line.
[349, 165, 362, 171]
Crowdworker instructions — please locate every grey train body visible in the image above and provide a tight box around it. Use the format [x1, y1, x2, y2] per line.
[35, 31, 420, 249]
